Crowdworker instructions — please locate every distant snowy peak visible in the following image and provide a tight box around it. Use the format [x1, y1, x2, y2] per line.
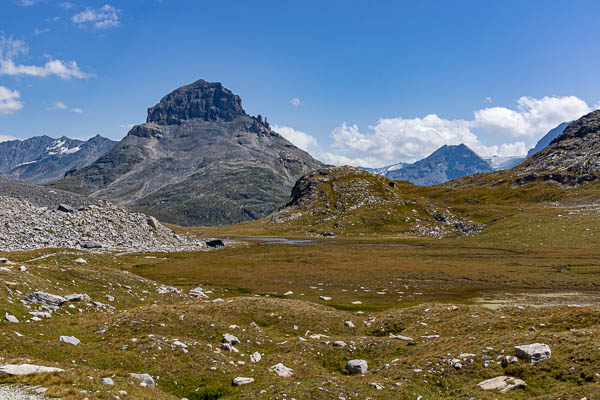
[361, 162, 407, 176]
[46, 138, 83, 156]
[484, 156, 525, 171]
[0, 135, 116, 184]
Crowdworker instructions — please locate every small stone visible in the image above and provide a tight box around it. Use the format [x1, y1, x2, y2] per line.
[5, 313, 19, 323]
[74, 258, 87, 265]
[502, 355, 519, 368]
[319, 296, 332, 301]
[344, 321, 355, 328]
[101, 377, 114, 385]
[222, 333, 240, 345]
[18, 266, 26, 272]
[333, 341, 347, 348]
[59, 336, 80, 346]
[478, 376, 526, 393]
[130, 373, 155, 387]
[269, 363, 294, 377]
[389, 333, 413, 341]
[232, 377, 254, 386]
[347, 359, 368, 374]
[250, 352, 261, 363]
[58, 204, 76, 213]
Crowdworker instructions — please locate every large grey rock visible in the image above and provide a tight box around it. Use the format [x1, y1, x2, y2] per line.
[514, 343, 551, 364]
[130, 373, 155, 387]
[0, 364, 64, 375]
[24, 292, 66, 307]
[478, 376, 526, 393]
[347, 359, 368, 374]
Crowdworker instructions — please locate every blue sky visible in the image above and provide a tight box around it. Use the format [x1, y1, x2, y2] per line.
[1, 0, 599, 167]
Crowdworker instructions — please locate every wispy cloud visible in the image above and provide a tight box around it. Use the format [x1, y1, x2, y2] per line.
[0, 86, 24, 115]
[484, 96, 493, 103]
[33, 28, 50, 35]
[290, 97, 302, 107]
[0, 58, 91, 79]
[48, 101, 83, 113]
[0, 135, 17, 142]
[72, 4, 121, 29]
[0, 36, 91, 80]
[17, 0, 36, 6]
[59, 1, 75, 9]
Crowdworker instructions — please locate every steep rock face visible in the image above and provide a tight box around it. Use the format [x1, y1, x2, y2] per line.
[0, 135, 116, 184]
[146, 79, 246, 125]
[516, 110, 600, 184]
[51, 80, 324, 226]
[527, 122, 570, 157]
[386, 144, 492, 185]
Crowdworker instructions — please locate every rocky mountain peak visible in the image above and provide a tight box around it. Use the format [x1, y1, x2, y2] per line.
[146, 79, 247, 125]
[550, 110, 600, 145]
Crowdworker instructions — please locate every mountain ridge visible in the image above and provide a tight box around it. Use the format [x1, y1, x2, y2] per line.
[0, 135, 116, 184]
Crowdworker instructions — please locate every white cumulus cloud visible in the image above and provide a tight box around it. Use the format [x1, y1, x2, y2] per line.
[0, 86, 24, 115]
[272, 124, 320, 154]
[72, 4, 121, 29]
[0, 36, 91, 80]
[473, 96, 590, 138]
[326, 95, 592, 168]
[0, 58, 90, 79]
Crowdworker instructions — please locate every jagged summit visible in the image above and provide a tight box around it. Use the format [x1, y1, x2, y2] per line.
[146, 79, 248, 125]
[51, 79, 324, 226]
[517, 110, 600, 181]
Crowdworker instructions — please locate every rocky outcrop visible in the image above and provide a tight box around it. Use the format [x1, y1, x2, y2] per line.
[147, 80, 246, 125]
[272, 166, 485, 238]
[515, 110, 600, 184]
[50, 79, 324, 226]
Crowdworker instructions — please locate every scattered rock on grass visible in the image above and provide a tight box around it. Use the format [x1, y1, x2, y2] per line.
[478, 376, 526, 393]
[0, 364, 64, 375]
[514, 343, 551, 364]
[232, 377, 254, 386]
[130, 373, 155, 387]
[59, 336, 80, 346]
[347, 359, 368, 374]
[269, 363, 294, 377]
